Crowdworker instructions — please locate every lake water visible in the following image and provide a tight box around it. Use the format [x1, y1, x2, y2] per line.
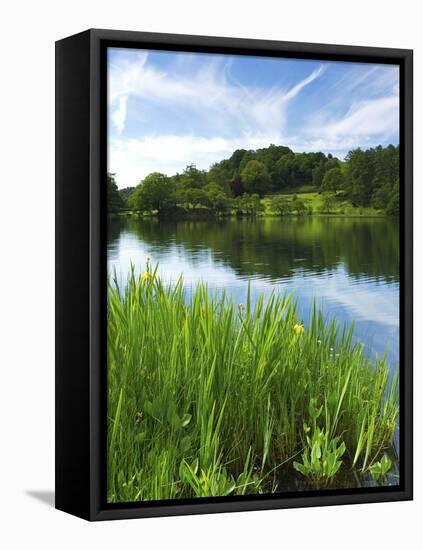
[107, 216, 399, 368]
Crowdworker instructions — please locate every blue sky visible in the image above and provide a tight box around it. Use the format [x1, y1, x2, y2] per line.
[108, 47, 399, 188]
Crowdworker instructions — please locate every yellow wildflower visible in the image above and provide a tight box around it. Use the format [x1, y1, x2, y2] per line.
[141, 271, 150, 281]
[293, 323, 304, 335]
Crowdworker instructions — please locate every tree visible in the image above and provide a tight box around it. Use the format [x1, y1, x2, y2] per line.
[228, 149, 248, 173]
[204, 183, 232, 215]
[344, 149, 372, 206]
[312, 161, 326, 187]
[118, 186, 135, 208]
[241, 160, 271, 196]
[177, 187, 209, 208]
[236, 193, 264, 216]
[320, 193, 336, 213]
[256, 144, 293, 168]
[180, 164, 207, 189]
[371, 185, 390, 210]
[107, 173, 124, 213]
[386, 180, 400, 216]
[342, 146, 399, 208]
[207, 161, 233, 193]
[273, 154, 295, 190]
[321, 167, 344, 193]
[291, 195, 307, 215]
[131, 172, 176, 215]
[271, 195, 293, 216]
[255, 144, 293, 189]
[230, 176, 245, 197]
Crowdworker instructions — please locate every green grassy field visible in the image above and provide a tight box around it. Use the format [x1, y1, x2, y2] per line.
[107, 265, 399, 502]
[263, 190, 385, 217]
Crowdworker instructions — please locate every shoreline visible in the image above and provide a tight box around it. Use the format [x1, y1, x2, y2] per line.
[109, 210, 395, 220]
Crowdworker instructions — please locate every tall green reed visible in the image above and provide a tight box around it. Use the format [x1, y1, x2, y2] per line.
[107, 265, 399, 502]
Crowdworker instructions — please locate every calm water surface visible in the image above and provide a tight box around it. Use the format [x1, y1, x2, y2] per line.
[107, 216, 399, 367]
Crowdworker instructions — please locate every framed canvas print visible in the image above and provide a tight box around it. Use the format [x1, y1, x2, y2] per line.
[55, 29, 413, 521]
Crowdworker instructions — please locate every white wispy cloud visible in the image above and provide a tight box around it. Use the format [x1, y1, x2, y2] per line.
[322, 95, 399, 138]
[111, 96, 128, 134]
[297, 64, 400, 154]
[299, 94, 399, 155]
[109, 133, 283, 187]
[109, 51, 324, 136]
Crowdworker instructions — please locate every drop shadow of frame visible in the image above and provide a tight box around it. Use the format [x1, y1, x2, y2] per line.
[26, 490, 55, 508]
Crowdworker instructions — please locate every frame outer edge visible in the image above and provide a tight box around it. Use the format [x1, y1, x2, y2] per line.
[73, 29, 413, 521]
[55, 30, 92, 520]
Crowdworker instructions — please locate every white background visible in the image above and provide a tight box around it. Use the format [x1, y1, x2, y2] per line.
[0, 1, 420, 548]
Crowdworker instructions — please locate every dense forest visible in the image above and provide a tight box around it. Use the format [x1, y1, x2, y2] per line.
[108, 143, 400, 217]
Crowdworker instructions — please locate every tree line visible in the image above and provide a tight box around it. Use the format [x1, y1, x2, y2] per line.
[107, 143, 399, 216]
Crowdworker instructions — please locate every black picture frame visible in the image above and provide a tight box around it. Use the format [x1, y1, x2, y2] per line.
[55, 28, 413, 521]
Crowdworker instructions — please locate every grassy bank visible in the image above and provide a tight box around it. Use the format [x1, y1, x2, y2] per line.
[107, 265, 399, 502]
[262, 191, 386, 217]
[113, 190, 388, 219]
